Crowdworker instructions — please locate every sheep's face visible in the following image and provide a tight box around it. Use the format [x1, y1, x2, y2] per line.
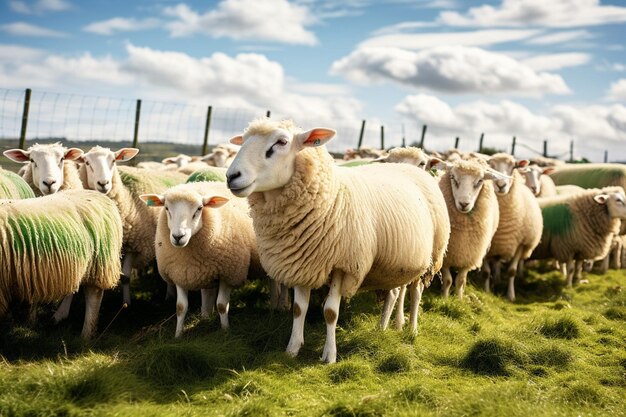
[3, 144, 83, 195]
[448, 165, 507, 213]
[80, 147, 138, 194]
[596, 190, 626, 219]
[488, 157, 527, 195]
[376, 150, 429, 169]
[140, 192, 228, 247]
[163, 155, 192, 168]
[226, 127, 336, 197]
[210, 149, 229, 168]
[519, 165, 554, 196]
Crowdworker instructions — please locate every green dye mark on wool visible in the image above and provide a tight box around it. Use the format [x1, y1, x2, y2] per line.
[542, 203, 574, 237]
[8, 214, 90, 260]
[0, 170, 35, 199]
[160, 178, 179, 188]
[83, 217, 114, 263]
[119, 170, 140, 192]
[552, 167, 625, 189]
[341, 160, 372, 167]
[186, 170, 226, 183]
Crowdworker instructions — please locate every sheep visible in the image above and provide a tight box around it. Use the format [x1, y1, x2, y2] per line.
[162, 154, 193, 168]
[430, 159, 504, 299]
[373, 146, 430, 168]
[202, 143, 239, 168]
[4, 143, 84, 196]
[484, 153, 543, 302]
[0, 168, 35, 199]
[177, 161, 213, 175]
[532, 187, 626, 287]
[518, 165, 557, 197]
[549, 163, 626, 190]
[140, 181, 263, 337]
[186, 168, 227, 183]
[78, 146, 187, 305]
[342, 146, 387, 161]
[529, 156, 565, 167]
[556, 184, 585, 195]
[0, 189, 123, 338]
[226, 118, 450, 363]
[137, 161, 172, 170]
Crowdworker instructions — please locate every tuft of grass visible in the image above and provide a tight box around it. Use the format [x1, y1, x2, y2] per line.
[395, 383, 438, 406]
[328, 361, 371, 384]
[604, 307, 626, 321]
[460, 337, 525, 376]
[538, 315, 581, 339]
[375, 350, 412, 374]
[529, 345, 573, 368]
[563, 382, 603, 406]
[322, 402, 384, 417]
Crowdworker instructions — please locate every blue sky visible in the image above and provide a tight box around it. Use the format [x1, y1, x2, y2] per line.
[1, 0, 626, 160]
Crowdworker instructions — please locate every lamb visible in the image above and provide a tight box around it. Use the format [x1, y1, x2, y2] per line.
[141, 181, 263, 337]
[0, 189, 123, 338]
[0, 168, 35, 199]
[518, 165, 557, 197]
[4, 143, 84, 196]
[226, 118, 450, 363]
[484, 153, 543, 302]
[532, 187, 626, 287]
[78, 146, 187, 305]
[430, 159, 503, 299]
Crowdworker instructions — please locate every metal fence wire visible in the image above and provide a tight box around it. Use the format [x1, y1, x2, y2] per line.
[0, 88, 614, 162]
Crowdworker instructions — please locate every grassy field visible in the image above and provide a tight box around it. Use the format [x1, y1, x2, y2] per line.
[1, 266, 625, 417]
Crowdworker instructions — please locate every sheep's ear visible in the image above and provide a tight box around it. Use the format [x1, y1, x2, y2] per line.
[542, 167, 555, 175]
[230, 135, 244, 146]
[426, 158, 447, 171]
[517, 166, 530, 173]
[140, 194, 164, 207]
[516, 159, 529, 168]
[203, 195, 229, 208]
[64, 148, 83, 161]
[162, 157, 176, 164]
[295, 128, 336, 150]
[115, 148, 139, 162]
[372, 155, 389, 163]
[3, 149, 30, 163]
[484, 169, 511, 181]
[594, 194, 609, 205]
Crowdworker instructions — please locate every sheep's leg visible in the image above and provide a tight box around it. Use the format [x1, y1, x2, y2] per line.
[81, 285, 104, 339]
[455, 268, 469, 299]
[600, 254, 609, 275]
[394, 285, 407, 330]
[277, 284, 291, 311]
[269, 280, 280, 310]
[121, 254, 134, 306]
[408, 280, 425, 334]
[574, 260, 584, 283]
[481, 261, 491, 293]
[613, 240, 622, 269]
[516, 259, 525, 279]
[506, 247, 524, 302]
[165, 281, 177, 302]
[380, 287, 400, 330]
[322, 270, 343, 364]
[216, 279, 232, 330]
[201, 287, 217, 317]
[441, 267, 453, 298]
[566, 259, 575, 288]
[286, 286, 311, 357]
[493, 260, 502, 283]
[560, 261, 567, 279]
[175, 285, 188, 338]
[53, 293, 74, 323]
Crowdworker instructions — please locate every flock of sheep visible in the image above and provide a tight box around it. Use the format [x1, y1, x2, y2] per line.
[1, 117, 625, 364]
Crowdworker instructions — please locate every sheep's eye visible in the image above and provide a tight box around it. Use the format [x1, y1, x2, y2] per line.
[60, 157, 65, 163]
[85, 161, 90, 166]
[165, 206, 169, 211]
[419, 162, 425, 166]
[474, 180, 483, 189]
[276, 138, 288, 146]
[197, 206, 202, 212]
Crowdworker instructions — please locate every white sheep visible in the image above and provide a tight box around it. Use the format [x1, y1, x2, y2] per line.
[4, 143, 84, 196]
[78, 146, 187, 305]
[342, 146, 387, 161]
[202, 143, 240, 168]
[484, 153, 543, 302]
[0, 168, 35, 199]
[556, 184, 585, 195]
[0, 189, 123, 338]
[518, 165, 557, 197]
[140, 181, 262, 337]
[373, 146, 430, 168]
[162, 154, 194, 168]
[533, 187, 626, 287]
[430, 159, 503, 299]
[225, 118, 450, 363]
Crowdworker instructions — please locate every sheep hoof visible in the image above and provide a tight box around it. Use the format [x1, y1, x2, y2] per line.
[285, 340, 302, 357]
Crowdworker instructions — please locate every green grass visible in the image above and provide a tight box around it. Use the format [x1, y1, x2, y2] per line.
[1, 269, 625, 416]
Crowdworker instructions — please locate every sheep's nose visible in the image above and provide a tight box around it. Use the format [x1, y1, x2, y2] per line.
[227, 171, 241, 187]
[43, 179, 56, 188]
[530, 186, 538, 194]
[459, 202, 469, 210]
[98, 180, 109, 187]
[172, 233, 186, 244]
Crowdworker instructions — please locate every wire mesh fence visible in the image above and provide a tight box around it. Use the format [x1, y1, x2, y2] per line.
[0, 88, 615, 167]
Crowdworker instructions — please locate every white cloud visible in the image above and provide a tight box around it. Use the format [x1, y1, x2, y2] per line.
[596, 61, 626, 72]
[0, 44, 43, 60]
[9, 0, 71, 14]
[439, 0, 626, 28]
[331, 46, 570, 96]
[83, 17, 161, 35]
[0, 22, 67, 37]
[395, 94, 626, 160]
[361, 29, 541, 49]
[163, 0, 318, 45]
[521, 53, 591, 71]
[526, 29, 593, 45]
[607, 79, 626, 101]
